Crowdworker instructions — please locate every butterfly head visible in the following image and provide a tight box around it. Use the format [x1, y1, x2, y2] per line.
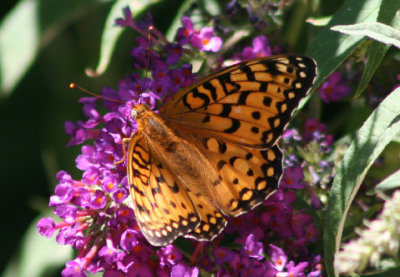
[131, 104, 150, 120]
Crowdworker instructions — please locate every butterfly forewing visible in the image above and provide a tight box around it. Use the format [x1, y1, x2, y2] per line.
[160, 55, 317, 148]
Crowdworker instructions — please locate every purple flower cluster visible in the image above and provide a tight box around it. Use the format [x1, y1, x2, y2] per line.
[319, 72, 350, 103]
[177, 17, 222, 52]
[234, 35, 273, 60]
[38, 8, 324, 277]
[281, 118, 336, 210]
[226, 0, 293, 30]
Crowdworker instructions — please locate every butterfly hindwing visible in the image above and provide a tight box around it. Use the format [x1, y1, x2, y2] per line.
[127, 134, 201, 246]
[160, 55, 317, 148]
[184, 193, 227, 241]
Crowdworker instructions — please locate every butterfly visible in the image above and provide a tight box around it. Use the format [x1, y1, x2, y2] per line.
[126, 55, 317, 246]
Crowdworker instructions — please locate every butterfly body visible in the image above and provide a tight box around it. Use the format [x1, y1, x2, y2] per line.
[127, 55, 317, 246]
[132, 104, 220, 202]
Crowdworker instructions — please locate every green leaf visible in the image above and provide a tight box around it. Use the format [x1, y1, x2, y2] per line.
[1, 213, 72, 277]
[0, 0, 39, 97]
[0, 0, 100, 97]
[331, 22, 400, 49]
[353, 41, 390, 98]
[367, 169, 400, 195]
[324, 88, 400, 277]
[306, 16, 332, 27]
[353, 0, 400, 97]
[306, 0, 387, 89]
[360, 266, 400, 277]
[87, 0, 162, 76]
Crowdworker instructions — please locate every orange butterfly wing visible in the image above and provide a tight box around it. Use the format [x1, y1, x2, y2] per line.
[159, 55, 316, 217]
[180, 132, 283, 217]
[160, 55, 317, 148]
[128, 127, 227, 245]
[127, 134, 200, 246]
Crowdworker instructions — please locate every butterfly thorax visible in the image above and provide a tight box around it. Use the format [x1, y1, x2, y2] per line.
[132, 104, 220, 201]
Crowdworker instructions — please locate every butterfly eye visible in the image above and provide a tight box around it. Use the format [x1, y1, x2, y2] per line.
[131, 109, 138, 119]
[132, 104, 149, 120]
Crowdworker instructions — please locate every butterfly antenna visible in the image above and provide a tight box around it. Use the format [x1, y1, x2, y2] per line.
[137, 25, 155, 106]
[69, 83, 124, 104]
[146, 25, 154, 79]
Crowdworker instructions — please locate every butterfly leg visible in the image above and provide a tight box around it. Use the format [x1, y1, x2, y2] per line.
[114, 137, 131, 165]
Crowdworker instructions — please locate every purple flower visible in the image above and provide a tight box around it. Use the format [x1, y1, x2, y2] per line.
[303, 118, 329, 143]
[112, 188, 128, 204]
[198, 255, 214, 271]
[125, 258, 154, 277]
[230, 254, 251, 273]
[120, 229, 140, 252]
[101, 174, 119, 193]
[158, 245, 183, 267]
[81, 167, 100, 185]
[190, 27, 222, 52]
[56, 226, 84, 246]
[308, 255, 323, 277]
[269, 244, 288, 271]
[171, 263, 199, 277]
[269, 245, 311, 276]
[164, 43, 184, 65]
[281, 166, 304, 190]
[89, 190, 107, 209]
[307, 165, 320, 185]
[151, 76, 173, 96]
[37, 217, 57, 238]
[75, 145, 96, 171]
[319, 72, 350, 103]
[243, 234, 264, 260]
[292, 213, 313, 238]
[176, 17, 195, 45]
[115, 206, 135, 224]
[213, 246, 235, 265]
[308, 187, 322, 209]
[54, 205, 78, 223]
[285, 261, 309, 277]
[305, 224, 319, 243]
[240, 35, 272, 59]
[62, 258, 88, 277]
[49, 182, 74, 206]
[115, 7, 134, 28]
[99, 238, 120, 264]
[65, 121, 101, 147]
[226, 0, 242, 16]
[282, 128, 301, 141]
